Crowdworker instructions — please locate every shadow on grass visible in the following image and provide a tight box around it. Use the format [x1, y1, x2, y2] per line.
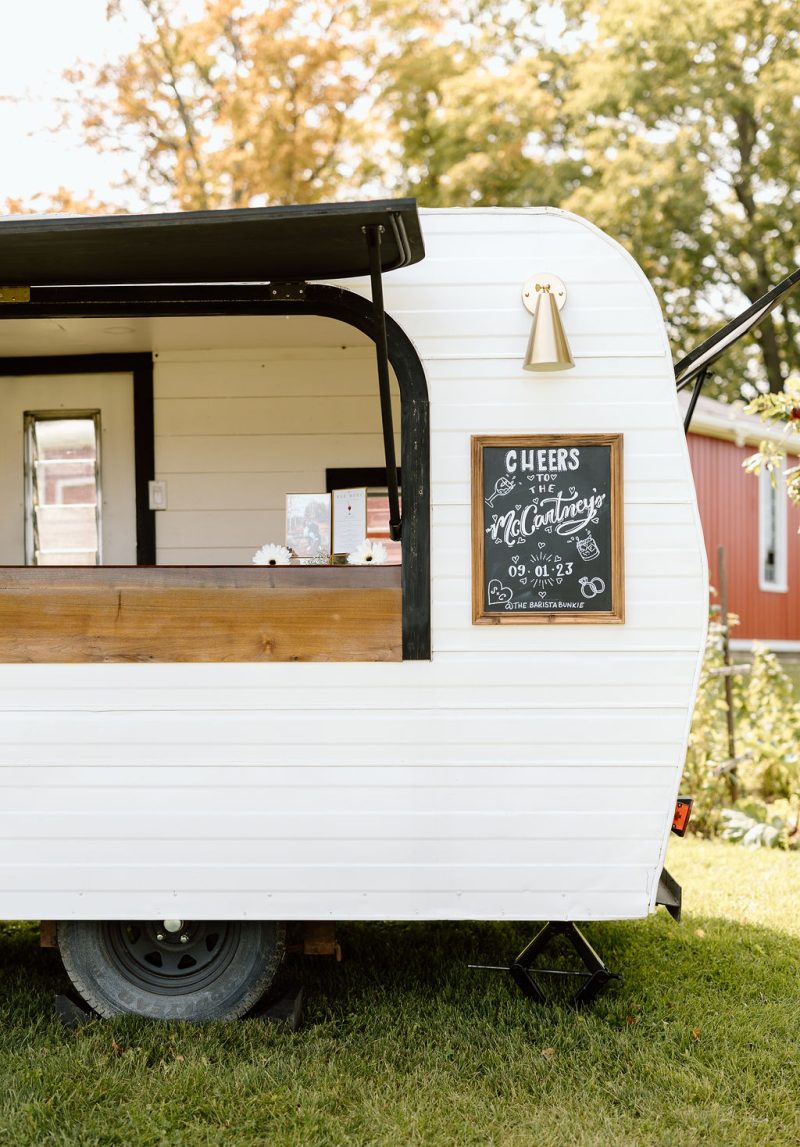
[297, 911, 799, 1018]
[0, 910, 796, 1030]
[1, 913, 799, 1146]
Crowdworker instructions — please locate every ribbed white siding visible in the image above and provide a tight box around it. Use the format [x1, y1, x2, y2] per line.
[0, 207, 707, 922]
[152, 348, 400, 563]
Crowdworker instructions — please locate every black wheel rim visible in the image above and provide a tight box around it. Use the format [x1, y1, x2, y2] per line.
[101, 922, 242, 995]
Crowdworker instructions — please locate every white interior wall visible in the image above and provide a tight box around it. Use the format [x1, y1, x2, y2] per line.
[152, 347, 400, 563]
[0, 372, 137, 565]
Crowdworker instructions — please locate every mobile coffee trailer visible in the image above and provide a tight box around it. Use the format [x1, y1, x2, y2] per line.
[0, 201, 709, 1019]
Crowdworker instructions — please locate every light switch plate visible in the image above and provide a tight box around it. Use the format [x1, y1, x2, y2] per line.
[148, 480, 167, 510]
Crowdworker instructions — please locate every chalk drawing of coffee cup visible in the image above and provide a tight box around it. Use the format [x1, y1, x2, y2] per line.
[487, 579, 513, 605]
[576, 532, 600, 561]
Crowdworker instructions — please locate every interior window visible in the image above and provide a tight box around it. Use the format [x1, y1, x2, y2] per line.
[364, 491, 403, 564]
[24, 412, 102, 566]
[326, 467, 402, 563]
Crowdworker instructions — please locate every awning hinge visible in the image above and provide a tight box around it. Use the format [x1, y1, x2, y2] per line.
[268, 281, 306, 302]
[0, 286, 31, 304]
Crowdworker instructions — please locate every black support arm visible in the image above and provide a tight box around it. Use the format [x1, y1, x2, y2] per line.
[365, 225, 402, 541]
[683, 365, 708, 435]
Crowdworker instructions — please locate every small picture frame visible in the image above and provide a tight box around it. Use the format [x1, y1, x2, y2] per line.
[286, 493, 331, 560]
[332, 487, 368, 556]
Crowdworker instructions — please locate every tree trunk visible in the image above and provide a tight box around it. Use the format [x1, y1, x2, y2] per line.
[753, 312, 786, 393]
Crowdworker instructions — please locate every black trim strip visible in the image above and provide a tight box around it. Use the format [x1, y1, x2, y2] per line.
[131, 359, 156, 564]
[0, 352, 156, 564]
[326, 468, 402, 492]
[0, 285, 431, 659]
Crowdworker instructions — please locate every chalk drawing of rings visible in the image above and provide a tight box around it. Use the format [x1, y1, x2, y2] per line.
[579, 576, 605, 599]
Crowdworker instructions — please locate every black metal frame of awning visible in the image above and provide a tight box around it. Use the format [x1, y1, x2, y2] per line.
[0, 199, 424, 285]
[0, 198, 425, 544]
[675, 267, 800, 434]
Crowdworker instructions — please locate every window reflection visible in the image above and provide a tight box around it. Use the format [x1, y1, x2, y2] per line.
[366, 491, 402, 563]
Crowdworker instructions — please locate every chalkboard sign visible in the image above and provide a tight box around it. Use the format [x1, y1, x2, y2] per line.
[472, 434, 624, 624]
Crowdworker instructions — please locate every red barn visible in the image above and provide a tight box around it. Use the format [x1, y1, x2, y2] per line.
[683, 394, 800, 652]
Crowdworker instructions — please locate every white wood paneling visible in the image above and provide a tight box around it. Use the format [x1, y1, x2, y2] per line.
[0, 863, 650, 894]
[376, 282, 654, 314]
[0, 765, 676, 787]
[0, 811, 665, 841]
[0, 890, 651, 922]
[387, 255, 645, 287]
[0, 740, 680, 766]
[156, 473, 315, 511]
[0, 709, 690, 747]
[0, 838, 663, 868]
[0, 206, 707, 925]
[0, 653, 705, 689]
[0, 682, 692, 710]
[425, 356, 667, 380]
[432, 429, 687, 467]
[366, 306, 664, 341]
[156, 352, 381, 398]
[157, 434, 396, 474]
[411, 332, 664, 361]
[153, 350, 400, 561]
[156, 395, 400, 437]
[0, 783, 673, 816]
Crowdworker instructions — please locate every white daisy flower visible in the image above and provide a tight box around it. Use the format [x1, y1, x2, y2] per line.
[252, 543, 292, 566]
[347, 540, 388, 565]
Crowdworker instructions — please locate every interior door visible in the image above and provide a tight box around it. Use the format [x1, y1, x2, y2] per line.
[0, 373, 137, 565]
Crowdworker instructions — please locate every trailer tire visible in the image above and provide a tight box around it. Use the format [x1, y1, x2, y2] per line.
[57, 920, 285, 1022]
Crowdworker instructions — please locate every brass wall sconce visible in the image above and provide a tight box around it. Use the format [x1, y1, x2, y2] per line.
[522, 274, 575, 372]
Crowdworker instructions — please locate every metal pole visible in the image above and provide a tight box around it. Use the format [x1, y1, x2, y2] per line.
[365, 225, 402, 541]
[717, 544, 739, 802]
[683, 365, 708, 434]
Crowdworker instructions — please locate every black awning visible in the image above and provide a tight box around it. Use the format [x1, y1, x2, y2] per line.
[0, 199, 424, 287]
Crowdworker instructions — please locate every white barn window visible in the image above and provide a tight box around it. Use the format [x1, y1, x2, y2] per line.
[759, 465, 787, 592]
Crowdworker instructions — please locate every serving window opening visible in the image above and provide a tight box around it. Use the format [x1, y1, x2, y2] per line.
[0, 302, 430, 663]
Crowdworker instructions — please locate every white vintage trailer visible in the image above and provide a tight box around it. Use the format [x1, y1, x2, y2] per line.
[0, 201, 708, 1018]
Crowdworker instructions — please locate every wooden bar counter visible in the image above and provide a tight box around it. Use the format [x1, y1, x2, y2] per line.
[0, 565, 402, 663]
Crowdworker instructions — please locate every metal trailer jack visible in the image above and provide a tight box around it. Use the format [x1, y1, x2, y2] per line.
[470, 921, 621, 1005]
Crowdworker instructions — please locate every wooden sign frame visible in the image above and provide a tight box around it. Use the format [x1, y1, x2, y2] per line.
[471, 433, 624, 624]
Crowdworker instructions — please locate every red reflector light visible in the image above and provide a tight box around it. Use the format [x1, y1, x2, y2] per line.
[671, 797, 693, 837]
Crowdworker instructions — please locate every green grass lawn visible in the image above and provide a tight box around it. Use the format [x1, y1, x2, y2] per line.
[1, 839, 799, 1147]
